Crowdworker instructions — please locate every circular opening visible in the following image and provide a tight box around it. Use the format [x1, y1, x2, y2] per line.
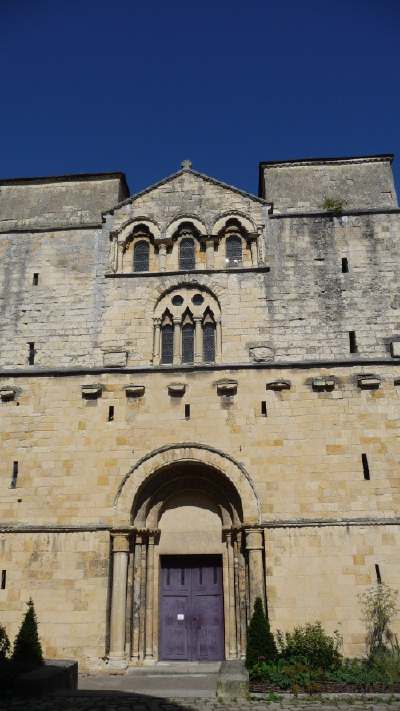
[172, 295, 184, 306]
[192, 294, 204, 305]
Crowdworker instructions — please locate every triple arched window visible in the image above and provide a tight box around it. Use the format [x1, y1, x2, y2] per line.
[133, 240, 150, 272]
[159, 306, 217, 365]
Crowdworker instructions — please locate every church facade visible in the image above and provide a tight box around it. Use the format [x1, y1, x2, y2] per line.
[0, 154, 399, 669]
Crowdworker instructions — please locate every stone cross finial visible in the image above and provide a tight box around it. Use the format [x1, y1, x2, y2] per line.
[181, 159, 192, 170]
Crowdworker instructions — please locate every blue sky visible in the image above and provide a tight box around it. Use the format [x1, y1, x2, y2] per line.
[2, 0, 399, 198]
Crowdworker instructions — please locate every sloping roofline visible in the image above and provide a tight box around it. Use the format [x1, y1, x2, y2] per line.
[103, 167, 268, 216]
[258, 153, 394, 198]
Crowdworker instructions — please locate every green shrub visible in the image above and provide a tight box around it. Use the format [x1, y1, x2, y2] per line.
[276, 621, 342, 671]
[0, 624, 10, 663]
[358, 583, 399, 659]
[322, 197, 345, 213]
[12, 598, 43, 666]
[246, 597, 278, 669]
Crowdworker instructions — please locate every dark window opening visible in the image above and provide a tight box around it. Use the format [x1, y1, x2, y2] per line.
[349, 331, 357, 354]
[362, 453, 370, 480]
[179, 238, 195, 271]
[375, 564, 382, 584]
[185, 403, 190, 419]
[226, 235, 242, 267]
[161, 325, 174, 364]
[33, 273, 39, 285]
[10, 461, 18, 489]
[342, 257, 349, 273]
[182, 324, 194, 364]
[203, 322, 215, 363]
[28, 342, 35, 365]
[108, 406, 114, 422]
[1, 570, 5, 590]
[261, 401, 267, 416]
[133, 240, 150, 272]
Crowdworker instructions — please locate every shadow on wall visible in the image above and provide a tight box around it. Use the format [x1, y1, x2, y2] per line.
[3, 690, 216, 710]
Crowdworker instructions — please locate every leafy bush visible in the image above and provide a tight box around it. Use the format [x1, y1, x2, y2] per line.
[358, 583, 399, 659]
[12, 598, 43, 666]
[0, 624, 10, 663]
[246, 597, 277, 669]
[276, 621, 342, 671]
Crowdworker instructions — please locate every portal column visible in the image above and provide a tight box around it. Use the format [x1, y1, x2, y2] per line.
[245, 528, 265, 616]
[145, 530, 156, 661]
[109, 532, 131, 666]
[226, 530, 237, 658]
[131, 532, 143, 661]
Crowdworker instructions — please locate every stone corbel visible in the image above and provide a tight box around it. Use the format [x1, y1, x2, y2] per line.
[390, 341, 400, 358]
[168, 382, 186, 397]
[125, 384, 145, 398]
[81, 384, 103, 399]
[216, 379, 238, 396]
[265, 380, 291, 391]
[357, 374, 381, 390]
[312, 376, 336, 392]
[0, 386, 18, 402]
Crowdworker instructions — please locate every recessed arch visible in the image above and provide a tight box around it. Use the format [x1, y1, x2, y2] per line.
[116, 217, 162, 243]
[165, 215, 207, 241]
[113, 442, 261, 527]
[211, 211, 256, 237]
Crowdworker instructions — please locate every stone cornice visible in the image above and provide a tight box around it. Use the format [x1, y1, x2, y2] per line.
[105, 265, 269, 278]
[1, 517, 399, 534]
[269, 207, 400, 219]
[1, 358, 400, 378]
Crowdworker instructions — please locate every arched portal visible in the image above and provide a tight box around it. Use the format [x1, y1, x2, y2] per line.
[109, 446, 265, 667]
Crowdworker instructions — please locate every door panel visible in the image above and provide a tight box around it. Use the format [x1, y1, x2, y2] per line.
[159, 555, 224, 661]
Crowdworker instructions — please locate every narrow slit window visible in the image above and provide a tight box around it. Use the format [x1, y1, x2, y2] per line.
[182, 324, 194, 364]
[10, 461, 18, 488]
[179, 238, 195, 271]
[261, 401, 267, 416]
[33, 273, 39, 285]
[226, 235, 242, 267]
[185, 404, 190, 419]
[349, 331, 357, 354]
[1, 570, 5, 590]
[341, 257, 349, 273]
[362, 453, 370, 480]
[133, 240, 149, 272]
[161, 325, 174, 364]
[28, 342, 35, 365]
[203, 322, 216, 363]
[108, 406, 114, 422]
[375, 564, 382, 584]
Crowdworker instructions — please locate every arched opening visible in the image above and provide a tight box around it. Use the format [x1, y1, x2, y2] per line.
[133, 240, 150, 272]
[110, 445, 263, 666]
[179, 236, 195, 270]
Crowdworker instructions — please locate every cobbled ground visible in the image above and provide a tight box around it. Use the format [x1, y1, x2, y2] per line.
[1, 693, 399, 711]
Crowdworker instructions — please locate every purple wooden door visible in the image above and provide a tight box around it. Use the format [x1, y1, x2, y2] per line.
[159, 555, 224, 661]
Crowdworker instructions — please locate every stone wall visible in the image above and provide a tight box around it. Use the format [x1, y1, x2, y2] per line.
[0, 530, 110, 668]
[260, 155, 398, 212]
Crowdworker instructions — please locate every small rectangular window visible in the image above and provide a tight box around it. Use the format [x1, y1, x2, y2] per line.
[33, 273, 39, 285]
[349, 331, 357, 354]
[341, 258, 349, 273]
[108, 406, 114, 422]
[10, 461, 18, 488]
[261, 401, 267, 416]
[28, 342, 35, 365]
[1, 570, 5, 590]
[362, 453, 370, 480]
[185, 404, 190, 419]
[375, 564, 382, 584]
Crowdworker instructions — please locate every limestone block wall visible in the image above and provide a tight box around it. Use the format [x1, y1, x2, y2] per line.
[0, 228, 103, 368]
[265, 524, 400, 657]
[260, 156, 397, 212]
[0, 530, 110, 668]
[0, 366, 399, 525]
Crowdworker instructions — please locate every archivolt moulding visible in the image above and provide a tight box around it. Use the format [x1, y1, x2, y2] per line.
[114, 217, 162, 243]
[113, 442, 261, 527]
[165, 215, 207, 241]
[211, 211, 257, 236]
